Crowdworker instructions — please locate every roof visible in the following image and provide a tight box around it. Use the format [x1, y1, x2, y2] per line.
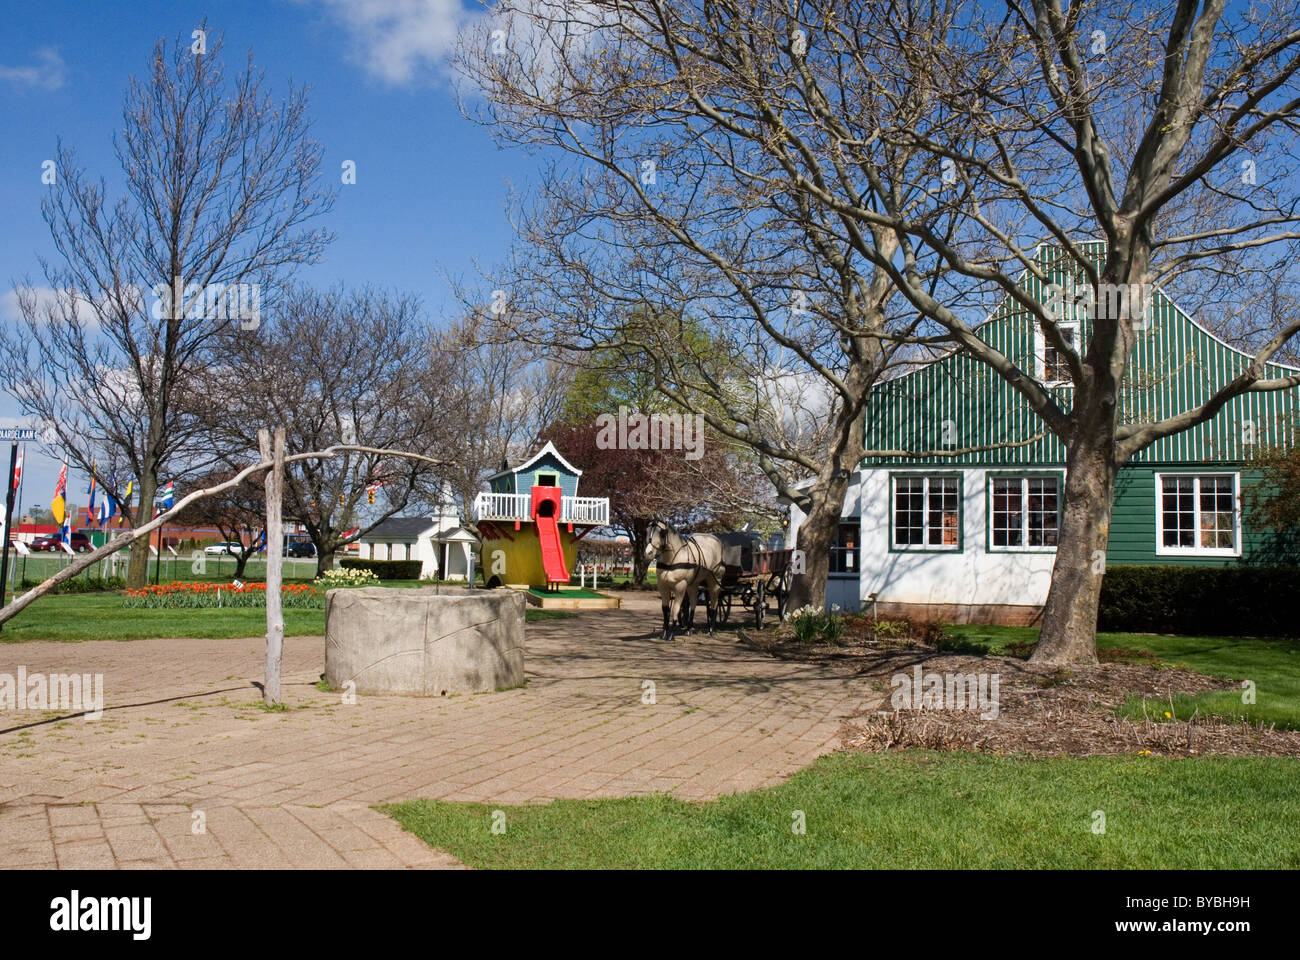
[484, 440, 583, 482]
[862, 242, 1300, 467]
[359, 516, 438, 540]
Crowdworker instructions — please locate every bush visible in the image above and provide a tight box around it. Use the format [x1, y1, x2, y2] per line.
[339, 558, 422, 580]
[1098, 565, 1300, 637]
[21, 576, 125, 594]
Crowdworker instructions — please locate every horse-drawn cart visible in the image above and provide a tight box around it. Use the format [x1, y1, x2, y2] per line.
[680, 532, 792, 630]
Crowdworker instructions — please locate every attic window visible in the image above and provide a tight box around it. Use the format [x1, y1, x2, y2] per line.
[536, 473, 558, 487]
[1038, 321, 1078, 384]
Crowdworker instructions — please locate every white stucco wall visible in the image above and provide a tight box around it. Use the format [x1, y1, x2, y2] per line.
[790, 467, 1059, 611]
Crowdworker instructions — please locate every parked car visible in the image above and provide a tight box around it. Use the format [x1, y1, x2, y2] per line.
[30, 532, 92, 553]
[204, 541, 245, 556]
[285, 541, 316, 558]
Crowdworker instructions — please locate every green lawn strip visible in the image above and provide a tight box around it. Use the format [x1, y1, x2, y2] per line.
[0, 591, 568, 641]
[946, 624, 1300, 731]
[383, 751, 1300, 869]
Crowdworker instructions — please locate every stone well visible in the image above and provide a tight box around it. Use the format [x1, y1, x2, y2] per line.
[324, 586, 525, 696]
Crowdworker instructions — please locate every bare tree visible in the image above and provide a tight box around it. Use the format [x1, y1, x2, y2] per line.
[180, 467, 267, 579]
[454, 2, 955, 609]
[0, 25, 333, 587]
[207, 285, 449, 574]
[460, 0, 1300, 662]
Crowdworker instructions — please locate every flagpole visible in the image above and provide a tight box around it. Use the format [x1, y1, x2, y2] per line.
[16, 445, 26, 589]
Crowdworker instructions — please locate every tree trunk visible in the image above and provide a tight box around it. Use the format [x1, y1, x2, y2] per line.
[1031, 434, 1118, 665]
[316, 548, 335, 577]
[125, 473, 158, 588]
[234, 554, 250, 579]
[790, 470, 852, 612]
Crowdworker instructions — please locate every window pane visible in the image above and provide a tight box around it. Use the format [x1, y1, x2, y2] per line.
[991, 478, 1022, 547]
[1198, 475, 1235, 551]
[1027, 477, 1060, 547]
[1161, 476, 1195, 547]
[927, 477, 959, 547]
[894, 478, 924, 546]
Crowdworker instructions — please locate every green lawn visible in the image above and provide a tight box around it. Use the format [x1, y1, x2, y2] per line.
[948, 624, 1300, 731]
[385, 751, 1300, 869]
[0, 589, 569, 641]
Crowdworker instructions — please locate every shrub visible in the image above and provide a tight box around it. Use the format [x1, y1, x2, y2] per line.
[788, 605, 843, 644]
[339, 558, 422, 580]
[21, 576, 125, 594]
[1098, 565, 1300, 637]
[316, 567, 380, 588]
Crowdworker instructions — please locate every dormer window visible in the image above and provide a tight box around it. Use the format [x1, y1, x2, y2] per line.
[1038, 320, 1078, 385]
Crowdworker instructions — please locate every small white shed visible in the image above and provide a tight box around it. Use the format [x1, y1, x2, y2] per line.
[356, 505, 479, 580]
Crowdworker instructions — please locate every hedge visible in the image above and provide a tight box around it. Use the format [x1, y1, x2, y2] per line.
[1098, 565, 1300, 637]
[338, 558, 423, 580]
[21, 576, 125, 594]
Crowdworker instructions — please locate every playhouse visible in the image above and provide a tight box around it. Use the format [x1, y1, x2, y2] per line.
[472, 441, 611, 594]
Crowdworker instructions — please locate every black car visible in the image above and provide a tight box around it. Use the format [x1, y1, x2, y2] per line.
[285, 541, 316, 558]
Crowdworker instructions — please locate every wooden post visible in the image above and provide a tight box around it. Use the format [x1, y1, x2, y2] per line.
[259, 427, 286, 707]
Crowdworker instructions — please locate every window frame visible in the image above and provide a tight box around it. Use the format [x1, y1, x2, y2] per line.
[985, 471, 1064, 553]
[1035, 319, 1080, 386]
[1154, 471, 1242, 558]
[888, 472, 964, 553]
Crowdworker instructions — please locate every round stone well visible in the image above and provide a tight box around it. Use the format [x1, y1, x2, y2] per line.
[324, 585, 525, 696]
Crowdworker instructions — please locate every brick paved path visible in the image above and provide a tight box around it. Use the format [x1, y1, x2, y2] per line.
[0, 595, 880, 869]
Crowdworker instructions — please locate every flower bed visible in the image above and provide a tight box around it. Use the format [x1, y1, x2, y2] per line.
[122, 581, 323, 609]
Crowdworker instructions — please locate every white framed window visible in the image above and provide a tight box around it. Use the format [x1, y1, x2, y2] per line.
[892, 474, 961, 551]
[989, 475, 1060, 551]
[1036, 320, 1079, 384]
[1155, 473, 1240, 556]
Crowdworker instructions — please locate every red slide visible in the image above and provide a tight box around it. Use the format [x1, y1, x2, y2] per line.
[531, 486, 569, 584]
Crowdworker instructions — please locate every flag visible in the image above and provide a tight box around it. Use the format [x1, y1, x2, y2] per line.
[86, 474, 97, 525]
[51, 462, 67, 525]
[11, 449, 22, 491]
[59, 511, 73, 554]
[102, 473, 117, 525]
[120, 477, 134, 525]
[158, 480, 175, 511]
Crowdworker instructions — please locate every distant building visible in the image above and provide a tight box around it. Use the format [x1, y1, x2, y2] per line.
[356, 503, 478, 580]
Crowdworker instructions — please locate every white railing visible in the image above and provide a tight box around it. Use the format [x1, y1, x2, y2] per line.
[474, 492, 531, 521]
[560, 497, 609, 526]
[473, 492, 609, 526]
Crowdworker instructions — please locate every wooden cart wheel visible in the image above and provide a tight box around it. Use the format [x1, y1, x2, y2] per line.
[717, 592, 732, 624]
[775, 568, 792, 620]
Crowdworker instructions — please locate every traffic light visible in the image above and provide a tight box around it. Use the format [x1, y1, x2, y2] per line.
[367, 489, 375, 504]
[339, 494, 345, 507]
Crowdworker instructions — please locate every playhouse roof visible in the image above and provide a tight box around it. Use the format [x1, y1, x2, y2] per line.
[485, 440, 583, 482]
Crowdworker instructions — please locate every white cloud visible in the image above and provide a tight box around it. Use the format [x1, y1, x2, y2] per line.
[1, 285, 104, 330]
[303, 0, 472, 85]
[0, 48, 67, 91]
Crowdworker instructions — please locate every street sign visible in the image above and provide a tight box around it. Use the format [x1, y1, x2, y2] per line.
[0, 429, 36, 441]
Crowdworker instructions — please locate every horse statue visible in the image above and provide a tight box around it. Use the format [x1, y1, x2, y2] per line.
[644, 519, 725, 642]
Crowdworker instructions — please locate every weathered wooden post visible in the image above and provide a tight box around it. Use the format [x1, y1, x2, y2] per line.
[259, 427, 286, 706]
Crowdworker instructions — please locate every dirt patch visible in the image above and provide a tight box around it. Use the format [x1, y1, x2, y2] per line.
[736, 630, 1300, 758]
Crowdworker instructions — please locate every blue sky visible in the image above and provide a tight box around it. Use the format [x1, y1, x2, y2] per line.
[0, 0, 527, 510]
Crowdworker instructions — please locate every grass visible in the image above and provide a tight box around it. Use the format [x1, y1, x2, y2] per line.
[947, 623, 1300, 731]
[526, 587, 609, 599]
[384, 750, 1300, 869]
[0, 589, 570, 641]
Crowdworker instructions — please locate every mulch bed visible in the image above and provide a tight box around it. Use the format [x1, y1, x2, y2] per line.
[736, 629, 1300, 758]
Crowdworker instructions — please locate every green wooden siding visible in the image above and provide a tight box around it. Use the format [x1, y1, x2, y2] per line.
[864, 243, 1300, 467]
[1109, 466, 1300, 566]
